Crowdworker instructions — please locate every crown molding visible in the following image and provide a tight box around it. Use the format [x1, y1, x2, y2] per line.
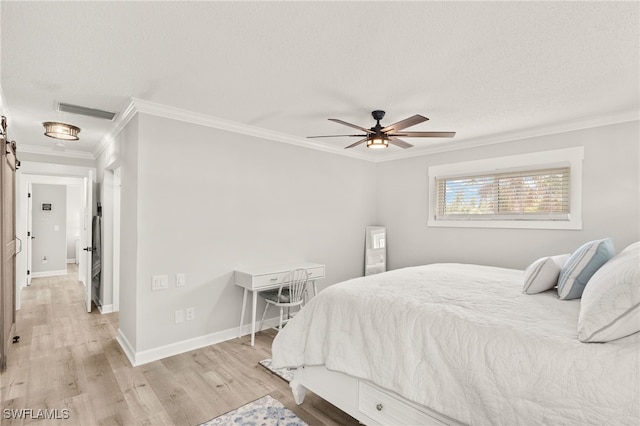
[373, 109, 640, 163]
[93, 98, 639, 164]
[93, 98, 138, 159]
[92, 97, 376, 162]
[17, 143, 95, 160]
[129, 98, 376, 162]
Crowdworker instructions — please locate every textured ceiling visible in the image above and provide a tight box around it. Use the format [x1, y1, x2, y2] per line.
[1, 1, 638, 161]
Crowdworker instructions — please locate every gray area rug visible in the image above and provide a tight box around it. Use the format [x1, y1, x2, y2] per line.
[259, 358, 297, 383]
[199, 394, 307, 426]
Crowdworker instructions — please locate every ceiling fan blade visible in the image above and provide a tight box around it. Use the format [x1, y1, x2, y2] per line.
[307, 134, 367, 139]
[388, 136, 413, 149]
[328, 118, 374, 134]
[344, 138, 368, 149]
[390, 131, 456, 138]
[381, 114, 428, 133]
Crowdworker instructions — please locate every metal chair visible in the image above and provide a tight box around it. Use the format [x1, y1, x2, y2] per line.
[259, 268, 308, 332]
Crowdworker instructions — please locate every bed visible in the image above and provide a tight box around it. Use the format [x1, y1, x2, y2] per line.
[271, 262, 640, 426]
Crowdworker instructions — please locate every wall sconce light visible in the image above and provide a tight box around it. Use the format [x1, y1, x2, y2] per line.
[43, 121, 81, 141]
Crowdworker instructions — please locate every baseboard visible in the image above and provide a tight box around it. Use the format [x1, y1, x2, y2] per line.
[117, 317, 281, 367]
[98, 304, 114, 314]
[31, 269, 68, 278]
[93, 295, 113, 314]
[66, 258, 76, 264]
[116, 329, 137, 367]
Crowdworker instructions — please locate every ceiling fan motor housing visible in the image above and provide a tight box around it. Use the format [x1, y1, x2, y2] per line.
[372, 110, 385, 121]
[371, 110, 385, 132]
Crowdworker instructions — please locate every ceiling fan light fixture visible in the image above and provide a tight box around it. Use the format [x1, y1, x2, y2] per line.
[43, 121, 80, 141]
[367, 135, 388, 149]
[308, 110, 454, 150]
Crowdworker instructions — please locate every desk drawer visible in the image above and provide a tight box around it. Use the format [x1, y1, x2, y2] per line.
[253, 272, 289, 288]
[254, 267, 324, 287]
[358, 381, 448, 426]
[306, 266, 325, 280]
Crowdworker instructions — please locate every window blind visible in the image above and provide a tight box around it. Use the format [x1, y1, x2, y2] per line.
[436, 167, 570, 220]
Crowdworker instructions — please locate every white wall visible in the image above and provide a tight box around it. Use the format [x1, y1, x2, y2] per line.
[31, 184, 67, 275]
[108, 113, 376, 354]
[113, 116, 139, 350]
[18, 152, 95, 168]
[376, 120, 640, 270]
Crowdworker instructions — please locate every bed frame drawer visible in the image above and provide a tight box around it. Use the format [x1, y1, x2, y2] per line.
[358, 381, 448, 426]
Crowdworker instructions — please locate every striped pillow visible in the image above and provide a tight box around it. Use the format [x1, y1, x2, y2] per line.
[523, 254, 570, 294]
[578, 242, 640, 342]
[557, 238, 616, 300]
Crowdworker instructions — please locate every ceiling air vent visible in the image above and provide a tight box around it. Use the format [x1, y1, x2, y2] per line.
[57, 102, 117, 121]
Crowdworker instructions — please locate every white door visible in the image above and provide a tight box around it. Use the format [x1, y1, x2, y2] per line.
[26, 182, 32, 286]
[79, 170, 93, 313]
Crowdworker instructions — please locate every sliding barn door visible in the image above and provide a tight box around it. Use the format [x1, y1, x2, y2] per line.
[0, 117, 18, 370]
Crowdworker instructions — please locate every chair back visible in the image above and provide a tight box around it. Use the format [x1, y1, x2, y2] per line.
[285, 268, 308, 304]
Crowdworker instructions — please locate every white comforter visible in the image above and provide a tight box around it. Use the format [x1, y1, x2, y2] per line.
[271, 263, 640, 426]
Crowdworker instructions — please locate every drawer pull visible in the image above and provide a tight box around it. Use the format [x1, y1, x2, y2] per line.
[376, 403, 383, 411]
[270, 277, 278, 282]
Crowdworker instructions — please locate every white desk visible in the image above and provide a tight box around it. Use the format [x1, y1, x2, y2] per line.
[235, 262, 325, 346]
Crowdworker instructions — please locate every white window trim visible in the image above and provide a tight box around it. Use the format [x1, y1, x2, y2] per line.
[427, 147, 584, 230]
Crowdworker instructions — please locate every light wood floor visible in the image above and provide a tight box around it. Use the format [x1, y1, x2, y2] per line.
[0, 267, 359, 426]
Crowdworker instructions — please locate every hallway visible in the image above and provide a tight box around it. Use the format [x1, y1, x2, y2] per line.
[0, 268, 356, 425]
[1, 266, 122, 424]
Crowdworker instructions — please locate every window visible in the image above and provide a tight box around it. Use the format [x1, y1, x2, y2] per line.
[436, 167, 570, 220]
[428, 147, 583, 229]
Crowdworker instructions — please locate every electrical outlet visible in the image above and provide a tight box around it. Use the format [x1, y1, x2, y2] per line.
[186, 307, 195, 321]
[42, 256, 48, 264]
[176, 273, 186, 287]
[175, 309, 184, 324]
[151, 275, 169, 291]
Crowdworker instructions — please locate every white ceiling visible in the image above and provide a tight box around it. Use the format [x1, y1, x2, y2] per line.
[1, 1, 638, 162]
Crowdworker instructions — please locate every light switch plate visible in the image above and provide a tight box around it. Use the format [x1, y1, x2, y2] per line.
[152, 275, 169, 291]
[176, 273, 186, 287]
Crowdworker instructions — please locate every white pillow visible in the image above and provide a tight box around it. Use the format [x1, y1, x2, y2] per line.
[523, 254, 570, 294]
[578, 242, 640, 342]
[557, 238, 616, 300]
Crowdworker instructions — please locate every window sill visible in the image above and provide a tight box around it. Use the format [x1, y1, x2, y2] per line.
[427, 219, 582, 230]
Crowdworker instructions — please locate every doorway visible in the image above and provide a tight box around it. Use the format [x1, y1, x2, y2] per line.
[101, 167, 121, 313]
[15, 165, 98, 315]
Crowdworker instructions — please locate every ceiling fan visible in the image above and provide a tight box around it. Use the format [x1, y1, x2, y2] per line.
[308, 110, 455, 149]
